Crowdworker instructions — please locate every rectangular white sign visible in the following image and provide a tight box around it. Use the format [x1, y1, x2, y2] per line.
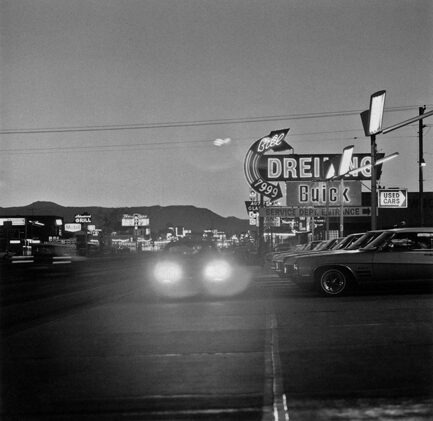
[122, 214, 150, 227]
[260, 206, 372, 218]
[0, 217, 26, 226]
[286, 181, 362, 207]
[65, 223, 82, 232]
[378, 189, 408, 208]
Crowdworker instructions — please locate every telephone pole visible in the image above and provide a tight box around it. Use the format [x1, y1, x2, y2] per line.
[419, 106, 426, 226]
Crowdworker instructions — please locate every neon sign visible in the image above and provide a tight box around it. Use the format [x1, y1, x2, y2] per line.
[244, 128, 291, 200]
[259, 153, 383, 181]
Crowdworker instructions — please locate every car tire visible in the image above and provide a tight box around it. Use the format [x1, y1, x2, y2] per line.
[316, 267, 351, 297]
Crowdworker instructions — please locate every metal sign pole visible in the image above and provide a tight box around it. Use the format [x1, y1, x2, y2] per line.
[339, 178, 344, 237]
[370, 134, 377, 230]
[325, 180, 330, 239]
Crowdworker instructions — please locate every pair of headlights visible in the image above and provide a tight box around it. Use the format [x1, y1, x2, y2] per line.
[153, 259, 233, 284]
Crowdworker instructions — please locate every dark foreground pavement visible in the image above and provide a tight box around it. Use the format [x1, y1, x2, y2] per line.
[1, 259, 432, 420]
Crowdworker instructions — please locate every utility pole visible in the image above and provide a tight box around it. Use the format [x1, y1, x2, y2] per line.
[370, 134, 377, 230]
[419, 106, 425, 226]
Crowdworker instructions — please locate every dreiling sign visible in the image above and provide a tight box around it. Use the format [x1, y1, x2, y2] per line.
[259, 153, 379, 181]
[244, 129, 292, 200]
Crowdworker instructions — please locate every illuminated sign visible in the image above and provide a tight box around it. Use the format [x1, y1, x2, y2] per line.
[244, 129, 292, 200]
[378, 189, 408, 208]
[260, 206, 372, 218]
[259, 153, 382, 181]
[65, 223, 82, 232]
[245, 201, 260, 213]
[0, 217, 26, 226]
[122, 214, 150, 227]
[74, 214, 92, 224]
[286, 181, 362, 207]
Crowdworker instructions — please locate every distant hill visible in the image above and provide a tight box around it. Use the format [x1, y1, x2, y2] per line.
[0, 201, 250, 235]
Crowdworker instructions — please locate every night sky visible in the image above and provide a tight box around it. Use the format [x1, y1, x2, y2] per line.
[1, 0, 432, 218]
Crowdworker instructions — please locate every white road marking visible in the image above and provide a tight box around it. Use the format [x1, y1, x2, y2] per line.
[263, 309, 290, 421]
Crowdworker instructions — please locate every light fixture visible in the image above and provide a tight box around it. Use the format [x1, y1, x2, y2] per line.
[338, 145, 354, 175]
[368, 90, 386, 135]
[346, 152, 399, 176]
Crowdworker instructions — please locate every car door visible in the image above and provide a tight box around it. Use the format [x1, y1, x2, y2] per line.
[372, 232, 433, 282]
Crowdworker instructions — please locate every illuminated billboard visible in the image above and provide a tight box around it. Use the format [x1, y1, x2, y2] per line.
[122, 214, 149, 227]
[65, 223, 82, 232]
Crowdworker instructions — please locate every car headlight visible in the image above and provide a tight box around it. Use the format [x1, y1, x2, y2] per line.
[153, 261, 183, 283]
[203, 259, 232, 282]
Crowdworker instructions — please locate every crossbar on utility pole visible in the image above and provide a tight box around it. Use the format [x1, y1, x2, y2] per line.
[382, 109, 433, 134]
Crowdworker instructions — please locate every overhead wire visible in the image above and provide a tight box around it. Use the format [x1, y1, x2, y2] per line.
[0, 105, 428, 155]
[0, 105, 428, 135]
[0, 132, 419, 155]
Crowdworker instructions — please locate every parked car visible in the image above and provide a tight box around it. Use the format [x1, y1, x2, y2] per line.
[273, 237, 348, 277]
[286, 227, 433, 297]
[272, 240, 323, 275]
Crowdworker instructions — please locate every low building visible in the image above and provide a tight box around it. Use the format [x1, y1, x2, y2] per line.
[0, 215, 64, 253]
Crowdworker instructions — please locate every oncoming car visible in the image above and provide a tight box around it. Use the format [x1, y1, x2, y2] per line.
[148, 240, 252, 298]
[287, 227, 433, 297]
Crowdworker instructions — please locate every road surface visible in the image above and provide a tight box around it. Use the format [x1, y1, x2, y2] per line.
[1, 257, 432, 420]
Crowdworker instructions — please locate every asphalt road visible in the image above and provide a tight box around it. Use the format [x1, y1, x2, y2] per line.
[1, 258, 432, 420]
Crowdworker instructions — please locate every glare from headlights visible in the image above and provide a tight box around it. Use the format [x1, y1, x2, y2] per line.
[203, 259, 232, 282]
[153, 261, 183, 283]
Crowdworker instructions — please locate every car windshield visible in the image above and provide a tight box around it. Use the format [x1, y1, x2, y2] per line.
[363, 231, 433, 251]
[333, 234, 363, 250]
[346, 231, 384, 250]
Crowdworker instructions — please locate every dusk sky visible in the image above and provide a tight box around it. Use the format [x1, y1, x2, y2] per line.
[1, 0, 432, 219]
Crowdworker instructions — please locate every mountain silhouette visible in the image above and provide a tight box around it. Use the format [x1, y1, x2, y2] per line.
[0, 202, 250, 235]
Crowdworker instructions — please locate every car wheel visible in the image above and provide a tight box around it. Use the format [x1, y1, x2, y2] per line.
[317, 268, 350, 296]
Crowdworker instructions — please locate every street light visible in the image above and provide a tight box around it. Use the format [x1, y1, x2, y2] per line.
[324, 150, 399, 239]
[361, 90, 387, 230]
[324, 145, 354, 239]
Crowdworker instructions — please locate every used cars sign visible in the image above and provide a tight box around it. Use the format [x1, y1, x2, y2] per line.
[378, 189, 408, 208]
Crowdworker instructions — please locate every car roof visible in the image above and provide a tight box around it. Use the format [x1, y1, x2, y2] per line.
[382, 227, 433, 233]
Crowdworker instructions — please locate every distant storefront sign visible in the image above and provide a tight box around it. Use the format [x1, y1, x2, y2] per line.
[286, 181, 362, 207]
[65, 223, 82, 232]
[0, 217, 26, 226]
[122, 214, 149, 227]
[74, 213, 92, 224]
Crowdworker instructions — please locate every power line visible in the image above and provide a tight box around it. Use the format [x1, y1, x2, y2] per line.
[0, 105, 427, 135]
[0, 134, 418, 155]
